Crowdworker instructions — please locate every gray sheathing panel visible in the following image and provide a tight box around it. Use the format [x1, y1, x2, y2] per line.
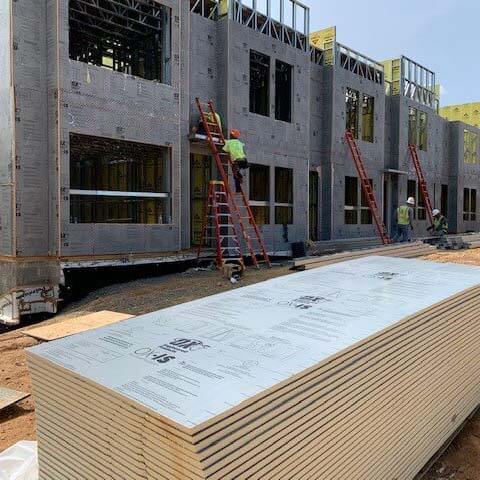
[12, 0, 49, 256]
[329, 66, 386, 240]
[0, 0, 14, 256]
[55, 0, 186, 256]
[46, 0, 60, 256]
[0, 259, 61, 295]
[222, 20, 310, 252]
[448, 122, 480, 233]
[187, 14, 219, 248]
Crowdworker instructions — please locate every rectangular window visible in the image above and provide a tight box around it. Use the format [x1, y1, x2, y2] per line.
[361, 94, 374, 143]
[70, 133, 171, 224]
[464, 188, 477, 221]
[275, 167, 293, 224]
[344, 176, 358, 225]
[464, 130, 479, 164]
[418, 111, 428, 151]
[408, 107, 428, 151]
[250, 50, 270, 117]
[417, 186, 426, 221]
[407, 180, 417, 220]
[360, 179, 373, 225]
[69, 0, 171, 83]
[275, 60, 292, 123]
[309, 171, 319, 241]
[249, 164, 270, 225]
[345, 89, 360, 138]
[441, 184, 448, 218]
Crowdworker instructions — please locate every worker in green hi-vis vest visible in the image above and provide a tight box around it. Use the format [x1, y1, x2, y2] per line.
[427, 209, 448, 239]
[393, 197, 415, 243]
[223, 129, 249, 193]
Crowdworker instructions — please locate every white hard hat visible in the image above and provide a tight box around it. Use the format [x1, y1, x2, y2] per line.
[432, 209, 440, 216]
[407, 197, 415, 206]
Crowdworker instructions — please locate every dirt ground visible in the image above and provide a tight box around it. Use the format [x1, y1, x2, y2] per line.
[2, 252, 480, 478]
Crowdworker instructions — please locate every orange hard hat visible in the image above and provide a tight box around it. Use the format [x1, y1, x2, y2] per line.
[230, 129, 241, 138]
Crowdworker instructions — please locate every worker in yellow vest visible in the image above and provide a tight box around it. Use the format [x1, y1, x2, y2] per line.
[223, 129, 249, 193]
[197, 111, 222, 137]
[394, 197, 415, 243]
[427, 209, 448, 238]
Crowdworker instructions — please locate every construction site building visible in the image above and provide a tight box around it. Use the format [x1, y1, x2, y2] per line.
[1, 0, 480, 323]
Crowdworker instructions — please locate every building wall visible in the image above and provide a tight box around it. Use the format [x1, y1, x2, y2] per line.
[218, 19, 310, 252]
[3, 4, 480, 305]
[449, 122, 480, 233]
[54, 0, 188, 257]
[11, 0, 50, 257]
[0, 0, 14, 257]
[312, 65, 386, 240]
[388, 97, 452, 237]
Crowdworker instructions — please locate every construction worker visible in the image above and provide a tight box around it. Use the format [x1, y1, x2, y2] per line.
[393, 197, 415, 243]
[197, 111, 222, 136]
[427, 209, 448, 238]
[223, 129, 249, 193]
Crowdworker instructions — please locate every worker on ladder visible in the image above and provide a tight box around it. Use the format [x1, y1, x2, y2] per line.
[196, 111, 223, 137]
[223, 129, 249, 193]
[427, 209, 448, 239]
[394, 197, 415, 243]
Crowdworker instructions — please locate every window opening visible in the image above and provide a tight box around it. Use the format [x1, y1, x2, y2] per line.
[250, 50, 270, 116]
[344, 176, 358, 224]
[70, 133, 171, 224]
[361, 94, 374, 143]
[69, 0, 172, 83]
[345, 88, 359, 138]
[464, 130, 478, 164]
[275, 167, 293, 224]
[275, 60, 292, 122]
[249, 164, 270, 225]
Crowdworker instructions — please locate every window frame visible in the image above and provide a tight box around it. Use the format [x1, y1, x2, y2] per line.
[344, 176, 373, 225]
[464, 130, 479, 164]
[408, 107, 428, 151]
[249, 163, 271, 226]
[249, 50, 271, 117]
[345, 88, 360, 139]
[275, 59, 293, 123]
[68, 0, 172, 84]
[463, 188, 477, 222]
[274, 167, 294, 225]
[361, 94, 375, 143]
[69, 133, 172, 225]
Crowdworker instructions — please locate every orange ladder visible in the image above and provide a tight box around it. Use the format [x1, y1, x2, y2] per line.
[408, 144, 434, 224]
[345, 131, 391, 244]
[195, 98, 271, 268]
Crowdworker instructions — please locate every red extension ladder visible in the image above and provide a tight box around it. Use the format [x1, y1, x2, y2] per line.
[195, 98, 271, 269]
[408, 144, 434, 225]
[345, 131, 391, 245]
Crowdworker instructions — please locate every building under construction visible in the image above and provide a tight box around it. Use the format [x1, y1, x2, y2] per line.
[1, 0, 479, 323]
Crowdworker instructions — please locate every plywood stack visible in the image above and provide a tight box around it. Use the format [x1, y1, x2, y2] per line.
[294, 241, 436, 270]
[27, 256, 480, 480]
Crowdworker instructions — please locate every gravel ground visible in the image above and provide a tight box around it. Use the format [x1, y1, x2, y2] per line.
[2, 253, 480, 478]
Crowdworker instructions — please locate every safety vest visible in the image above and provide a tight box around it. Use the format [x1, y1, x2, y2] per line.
[433, 215, 448, 232]
[205, 112, 222, 132]
[397, 205, 411, 225]
[223, 139, 246, 161]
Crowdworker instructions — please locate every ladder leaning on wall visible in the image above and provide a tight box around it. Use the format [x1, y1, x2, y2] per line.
[408, 144, 434, 225]
[195, 98, 271, 269]
[345, 130, 392, 245]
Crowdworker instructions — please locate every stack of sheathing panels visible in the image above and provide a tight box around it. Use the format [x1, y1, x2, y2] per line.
[27, 256, 480, 480]
[294, 241, 436, 270]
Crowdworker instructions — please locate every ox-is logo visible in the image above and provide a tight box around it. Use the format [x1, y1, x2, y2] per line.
[134, 338, 210, 364]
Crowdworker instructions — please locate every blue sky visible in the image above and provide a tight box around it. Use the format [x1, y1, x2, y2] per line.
[307, 0, 479, 106]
